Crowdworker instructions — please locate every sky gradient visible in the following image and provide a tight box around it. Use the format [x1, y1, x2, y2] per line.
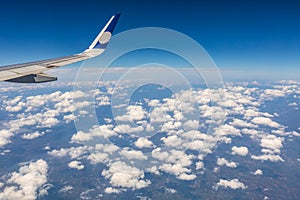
[0, 0, 299, 73]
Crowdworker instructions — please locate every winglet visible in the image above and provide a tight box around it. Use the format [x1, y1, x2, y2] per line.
[88, 13, 121, 50]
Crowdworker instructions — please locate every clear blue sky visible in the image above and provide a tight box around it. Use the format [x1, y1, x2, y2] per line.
[0, 0, 299, 72]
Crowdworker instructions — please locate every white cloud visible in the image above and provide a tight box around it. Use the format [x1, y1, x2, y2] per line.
[165, 188, 177, 194]
[134, 137, 154, 148]
[87, 152, 109, 164]
[104, 187, 121, 194]
[0, 130, 13, 148]
[231, 146, 248, 156]
[59, 185, 73, 193]
[217, 158, 237, 168]
[0, 159, 50, 200]
[21, 131, 44, 140]
[214, 124, 241, 137]
[68, 161, 85, 170]
[260, 135, 283, 153]
[63, 114, 77, 123]
[114, 124, 144, 134]
[161, 135, 184, 147]
[214, 179, 247, 190]
[252, 169, 263, 175]
[119, 148, 147, 160]
[101, 161, 151, 189]
[115, 105, 146, 122]
[251, 117, 280, 128]
[230, 119, 258, 128]
[251, 154, 284, 162]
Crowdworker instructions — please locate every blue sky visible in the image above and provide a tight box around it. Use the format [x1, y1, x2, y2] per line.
[0, 0, 299, 74]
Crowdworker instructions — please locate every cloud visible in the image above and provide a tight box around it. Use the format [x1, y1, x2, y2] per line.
[260, 135, 283, 153]
[0, 130, 13, 148]
[214, 179, 247, 190]
[59, 185, 73, 193]
[134, 137, 154, 148]
[21, 131, 44, 140]
[119, 148, 147, 160]
[104, 187, 121, 194]
[0, 159, 50, 200]
[230, 119, 258, 128]
[115, 105, 146, 122]
[251, 117, 280, 128]
[251, 154, 284, 162]
[217, 158, 237, 168]
[252, 169, 263, 175]
[68, 161, 85, 170]
[214, 124, 241, 137]
[231, 146, 249, 156]
[101, 161, 151, 189]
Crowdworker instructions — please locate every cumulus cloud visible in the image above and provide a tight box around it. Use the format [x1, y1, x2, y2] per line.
[134, 137, 154, 148]
[0, 130, 13, 148]
[251, 117, 280, 128]
[59, 185, 73, 193]
[214, 124, 241, 137]
[101, 161, 151, 189]
[119, 148, 147, 160]
[260, 135, 283, 153]
[231, 146, 249, 156]
[214, 179, 247, 190]
[217, 158, 237, 168]
[104, 187, 121, 194]
[21, 131, 44, 140]
[251, 154, 284, 162]
[68, 161, 85, 170]
[252, 169, 263, 175]
[0, 159, 50, 200]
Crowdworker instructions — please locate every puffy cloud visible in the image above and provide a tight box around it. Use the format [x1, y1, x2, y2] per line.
[217, 158, 237, 168]
[68, 161, 85, 170]
[114, 124, 144, 134]
[63, 114, 77, 123]
[71, 125, 116, 143]
[231, 146, 249, 156]
[260, 135, 283, 153]
[0, 130, 13, 148]
[87, 152, 109, 164]
[165, 188, 177, 194]
[104, 187, 121, 194]
[134, 137, 154, 148]
[119, 148, 147, 160]
[101, 161, 151, 189]
[59, 185, 73, 193]
[21, 131, 44, 140]
[252, 169, 263, 175]
[214, 124, 241, 136]
[230, 119, 258, 128]
[214, 179, 247, 190]
[251, 117, 280, 128]
[251, 154, 284, 162]
[115, 105, 146, 122]
[161, 135, 184, 147]
[0, 159, 50, 200]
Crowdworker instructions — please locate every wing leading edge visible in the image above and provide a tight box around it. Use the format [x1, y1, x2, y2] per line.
[0, 13, 121, 83]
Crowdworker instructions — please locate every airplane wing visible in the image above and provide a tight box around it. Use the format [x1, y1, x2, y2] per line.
[0, 13, 121, 83]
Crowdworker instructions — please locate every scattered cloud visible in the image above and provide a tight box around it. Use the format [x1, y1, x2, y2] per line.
[0, 159, 50, 200]
[231, 146, 249, 156]
[217, 158, 238, 168]
[68, 161, 85, 170]
[214, 179, 247, 190]
[252, 169, 263, 175]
